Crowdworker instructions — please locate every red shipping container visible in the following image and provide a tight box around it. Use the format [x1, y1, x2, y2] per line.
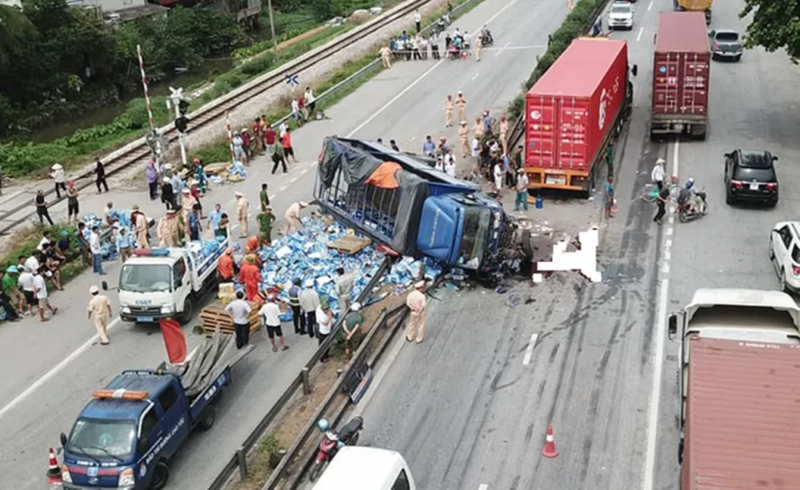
[525, 38, 629, 192]
[650, 12, 710, 139]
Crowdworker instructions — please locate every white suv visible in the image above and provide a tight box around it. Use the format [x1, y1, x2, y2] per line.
[769, 222, 800, 293]
[608, 2, 634, 30]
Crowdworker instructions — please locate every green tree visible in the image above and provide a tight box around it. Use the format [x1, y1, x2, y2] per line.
[740, 1, 800, 60]
[0, 5, 37, 63]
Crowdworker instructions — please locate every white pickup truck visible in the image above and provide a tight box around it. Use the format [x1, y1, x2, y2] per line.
[312, 447, 415, 490]
[105, 238, 230, 325]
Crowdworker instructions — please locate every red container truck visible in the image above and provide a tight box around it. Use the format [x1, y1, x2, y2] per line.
[650, 11, 710, 141]
[524, 38, 633, 193]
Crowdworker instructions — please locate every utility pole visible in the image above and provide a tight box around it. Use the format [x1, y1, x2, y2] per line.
[137, 44, 165, 164]
[167, 87, 190, 167]
[267, 0, 277, 53]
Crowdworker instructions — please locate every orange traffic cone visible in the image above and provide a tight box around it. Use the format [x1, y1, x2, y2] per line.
[46, 448, 62, 485]
[542, 425, 559, 458]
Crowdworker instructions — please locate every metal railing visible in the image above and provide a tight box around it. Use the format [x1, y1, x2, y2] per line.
[207, 256, 392, 489]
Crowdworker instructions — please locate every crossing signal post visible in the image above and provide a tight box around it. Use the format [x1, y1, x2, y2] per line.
[168, 86, 189, 167]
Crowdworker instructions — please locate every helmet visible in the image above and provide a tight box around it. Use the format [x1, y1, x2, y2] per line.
[685, 178, 694, 189]
[317, 419, 330, 432]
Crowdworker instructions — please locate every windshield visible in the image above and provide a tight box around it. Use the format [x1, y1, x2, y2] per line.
[68, 418, 136, 460]
[716, 32, 739, 41]
[611, 5, 630, 13]
[120, 264, 171, 293]
[456, 208, 491, 270]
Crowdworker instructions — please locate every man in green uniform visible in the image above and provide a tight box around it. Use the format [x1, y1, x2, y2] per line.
[342, 302, 364, 360]
[257, 206, 276, 246]
[260, 183, 270, 212]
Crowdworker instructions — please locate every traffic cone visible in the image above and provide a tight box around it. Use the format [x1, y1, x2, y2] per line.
[542, 425, 559, 458]
[46, 448, 62, 485]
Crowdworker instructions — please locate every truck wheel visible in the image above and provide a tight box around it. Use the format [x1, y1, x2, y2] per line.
[178, 297, 194, 325]
[198, 404, 217, 430]
[150, 461, 170, 490]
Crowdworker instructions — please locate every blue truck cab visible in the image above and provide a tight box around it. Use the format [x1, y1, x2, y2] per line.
[316, 137, 528, 276]
[59, 338, 249, 490]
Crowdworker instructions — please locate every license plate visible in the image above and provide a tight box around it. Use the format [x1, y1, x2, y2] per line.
[749, 183, 759, 191]
[545, 175, 567, 185]
[136, 316, 154, 322]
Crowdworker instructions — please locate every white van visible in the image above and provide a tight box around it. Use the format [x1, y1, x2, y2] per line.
[312, 446, 415, 490]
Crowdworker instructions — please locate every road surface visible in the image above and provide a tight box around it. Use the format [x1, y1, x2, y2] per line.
[350, 1, 800, 490]
[0, 0, 562, 487]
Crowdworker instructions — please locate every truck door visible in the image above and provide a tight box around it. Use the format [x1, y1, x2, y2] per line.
[156, 382, 190, 459]
[172, 258, 190, 312]
[135, 408, 159, 481]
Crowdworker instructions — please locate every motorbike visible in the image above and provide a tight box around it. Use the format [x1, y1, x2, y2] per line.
[481, 30, 494, 47]
[678, 190, 708, 223]
[308, 416, 364, 482]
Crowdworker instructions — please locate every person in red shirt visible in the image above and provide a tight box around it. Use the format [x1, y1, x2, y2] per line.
[298, 96, 307, 121]
[189, 181, 204, 218]
[218, 248, 236, 282]
[239, 256, 260, 301]
[252, 117, 263, 154]
[264, 124, 277, 155]
[241, 128, 252, 160]
[282, 129, 298, 163]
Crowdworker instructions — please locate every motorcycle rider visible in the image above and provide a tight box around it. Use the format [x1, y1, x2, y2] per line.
[677, 178, 697, 214]
[481, 25, 493, 45]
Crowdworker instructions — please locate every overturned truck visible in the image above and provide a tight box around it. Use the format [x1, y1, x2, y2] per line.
[314, 137, 533, 280]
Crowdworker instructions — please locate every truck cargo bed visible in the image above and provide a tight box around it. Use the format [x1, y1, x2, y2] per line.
[683, 337, 800, 489]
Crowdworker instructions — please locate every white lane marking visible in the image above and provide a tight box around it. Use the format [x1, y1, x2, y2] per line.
[522, 333, 539, 366]
[648, 0, 653, 10]
[664, 251, 671, 261]
[471, 72, 480, 81]
[269, 194, 277, 200]
[672, 139, 680, 177]
[494, 41, 513, 57]
[665, 228, 673, 236]
[643, 278, 669, 490]
[346, 0, 520, 138]
[661, 263, 669, 274]
[290, 176, 298, 183]
[300, 169, 307, 175]
[479, 485, 489, 490]
[279, 185, 288, 191]
[665, 239, 672, 249]
[0, 317, 122, 420]
[668, 216, 674, 225]
[636, 27, 644, 42]
[351, 331, 406, 418]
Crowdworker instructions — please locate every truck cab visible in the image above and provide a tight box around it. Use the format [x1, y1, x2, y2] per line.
[312, 446, 415, 490]
[60, 374, 195, 490]
[114, 239, 228, 325]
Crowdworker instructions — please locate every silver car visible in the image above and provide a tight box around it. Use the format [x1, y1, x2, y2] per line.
[608, 2, 634, 30]
[709, 29, 743, 61]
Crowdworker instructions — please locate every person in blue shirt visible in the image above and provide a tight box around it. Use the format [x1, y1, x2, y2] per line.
[604, 176, 615, 219]
[188, 204, 202, 241]
[57, 230, 71, 256]
[171, 172, 184, 207]
[207, 203, 223, 238]
[116, 227, 133, 262]
[422, 135, 436, 157]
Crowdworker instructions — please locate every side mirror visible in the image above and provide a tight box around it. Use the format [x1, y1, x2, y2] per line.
[724, 152, 732, 159]
[60, 432, 68, 447]
[772, 156, 779, 161]
[668, 314, 678, 340]
[631, 64, 638, 77]
[101, 281, 108, 291]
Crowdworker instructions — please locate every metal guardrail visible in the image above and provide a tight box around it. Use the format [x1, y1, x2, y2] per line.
[207, 256, 392, 489]
[0, 0, 436, 235]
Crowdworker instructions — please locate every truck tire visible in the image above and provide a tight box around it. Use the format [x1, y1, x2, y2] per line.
[198, 404, 217, 431]
[150, 461, 170, 490]
[177, 296, 194, 325]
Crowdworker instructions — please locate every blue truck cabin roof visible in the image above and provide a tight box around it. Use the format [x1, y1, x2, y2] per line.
[80, 372, 176, 420]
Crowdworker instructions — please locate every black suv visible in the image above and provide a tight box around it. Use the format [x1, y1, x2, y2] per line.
[724, 149, 779, 206]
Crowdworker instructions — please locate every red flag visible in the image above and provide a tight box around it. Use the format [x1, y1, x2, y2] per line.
[159, 318, 187, 364]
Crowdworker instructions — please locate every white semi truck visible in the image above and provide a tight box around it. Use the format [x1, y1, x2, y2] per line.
[105, 238, 230, 325]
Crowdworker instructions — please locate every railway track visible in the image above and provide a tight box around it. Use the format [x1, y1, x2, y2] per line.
[0, 0, 431, 235]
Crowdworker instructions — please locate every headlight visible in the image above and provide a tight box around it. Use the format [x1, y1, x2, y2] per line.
[61, 465, 72, 483]
[161, 304, 175, 314]
[122, 306, 131, 314]
[118, 468, 135, 486]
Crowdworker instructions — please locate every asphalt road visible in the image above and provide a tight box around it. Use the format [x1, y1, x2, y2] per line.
[348, 1, 800, 490]
[0, 0, 562, 487]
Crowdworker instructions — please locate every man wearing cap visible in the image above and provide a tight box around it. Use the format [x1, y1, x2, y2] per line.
[283, 201, 307, 236]
[225, 290, 252, 349]
[455, 91, 467, 122]
[458, 121, 470, 158]
[88, 285, 112, 345]
[132, 205, 150, 249]
[472, 116, 485, 140]
[335, 267, 354, 313]
[218, 248, 236, 282]
[66, 180, 80, 223]
[50, 163, 66, 199]
[239, 256, 260, 301]
[260, 183, 270, 212]
[342, 302, 364, 360]
[315, 301, 334, 362]
[161, 176, 176, 211]
[181, 188, 196, 222]
[259, 295, 289, 352]
[0, 267, 21, 322]
[116, 227, 133, 262]
[299, 280, 320, 339]
[514, 168, 530, 212]
[405, 281, 427, 343]
[257, 206, 275, 246]
[208, 203, 224, 238]
[287, 278, 306, 335]
[157, 210, 179, 247]
[444, 94, 454, 128]
[235, 192, 249, 238]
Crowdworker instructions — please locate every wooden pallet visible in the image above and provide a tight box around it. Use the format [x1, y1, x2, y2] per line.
[200, 300, 261, 336]
[327, 235, 371, 254]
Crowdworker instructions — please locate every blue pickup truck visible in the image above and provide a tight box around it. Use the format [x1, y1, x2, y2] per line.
[59, 336, 252, 489]
[315, 137, 532, 278]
